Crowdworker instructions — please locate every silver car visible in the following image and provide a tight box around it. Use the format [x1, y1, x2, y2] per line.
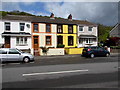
[0, 48, 34, 63]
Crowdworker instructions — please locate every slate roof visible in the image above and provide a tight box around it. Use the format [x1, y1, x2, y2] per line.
[2, 15, 97, 26]
[110, 24, 120, 37]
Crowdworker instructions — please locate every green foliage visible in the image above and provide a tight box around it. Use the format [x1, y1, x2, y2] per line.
[0, 10, 35, 17]
[57, 44, 65, 48]
[110, 46, 120, 49]
[0, 11, 8, 17]
[98, 24, 113, 42]
[40, 47, 49, 53]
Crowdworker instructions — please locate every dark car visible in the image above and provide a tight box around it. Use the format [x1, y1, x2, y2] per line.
[82, 46, 110, 58]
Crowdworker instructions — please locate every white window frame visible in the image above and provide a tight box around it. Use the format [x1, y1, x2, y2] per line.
[85, 38, 93, 44]
[5, 22, 11, 31]
[16, 37, 27, 46]
[79, 26, 84, 32]
[88, 27, 93, 31]
[20, 23, 25, 31]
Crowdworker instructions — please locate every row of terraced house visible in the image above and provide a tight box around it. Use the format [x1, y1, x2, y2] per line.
[0, 13, 98, 56]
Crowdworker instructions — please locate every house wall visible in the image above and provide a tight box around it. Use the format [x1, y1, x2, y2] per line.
[57, 25, 77, 48]
[1, 20, 31, 33]
[32, 23, 57, 48]
[32, 23, 57, 55]
[10, 37, 31, 49]
[0, 21, 4, 46]
[78, 25, 98, 47]
[78, 26, 97, 36]
[65, 48, 84, 54]
[0, 20, 32, 51]
[40, 48, 65, 56]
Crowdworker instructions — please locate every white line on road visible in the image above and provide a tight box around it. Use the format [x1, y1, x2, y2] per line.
[22, 69, 89, 76]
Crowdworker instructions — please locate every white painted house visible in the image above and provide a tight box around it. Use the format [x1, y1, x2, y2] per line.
[0, 15, 32, 53]
[75, 20, 98, 47]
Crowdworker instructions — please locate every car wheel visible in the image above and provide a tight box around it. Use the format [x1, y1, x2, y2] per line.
[106, 53, 110, 57]
[23, 57, 30, 63]
[90, 54, 94, 58]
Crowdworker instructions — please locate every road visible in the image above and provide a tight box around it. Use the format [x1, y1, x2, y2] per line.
[1, 53, 119, 89]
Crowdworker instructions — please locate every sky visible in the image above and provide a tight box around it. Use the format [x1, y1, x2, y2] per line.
[1, 1, 119, 26]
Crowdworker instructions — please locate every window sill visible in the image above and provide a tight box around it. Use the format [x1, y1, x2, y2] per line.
[85, 43, 93, 45]
[16, 44, 28, 46]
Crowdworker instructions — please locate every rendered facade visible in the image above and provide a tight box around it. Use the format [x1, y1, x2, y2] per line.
[0, 16, 32, 53]
[0, 14, 98, 56]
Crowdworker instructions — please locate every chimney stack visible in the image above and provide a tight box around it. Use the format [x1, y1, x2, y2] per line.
[50, 13, 54, 19]
[68, 14, 72, 20]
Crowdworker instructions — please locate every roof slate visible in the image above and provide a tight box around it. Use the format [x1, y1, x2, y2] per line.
[2, 15, 97, 26]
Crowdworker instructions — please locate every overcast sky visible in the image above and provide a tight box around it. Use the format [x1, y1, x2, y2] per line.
[1, 1, 118, 26]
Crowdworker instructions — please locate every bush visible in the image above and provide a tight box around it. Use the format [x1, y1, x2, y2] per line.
[57, 44, 65, 48]
[40, 47, 49, 53]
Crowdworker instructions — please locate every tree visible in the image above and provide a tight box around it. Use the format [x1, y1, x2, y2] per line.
[98, 24, 113, 43]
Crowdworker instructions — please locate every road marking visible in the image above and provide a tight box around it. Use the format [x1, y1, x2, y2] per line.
[22, 69, 89, 76]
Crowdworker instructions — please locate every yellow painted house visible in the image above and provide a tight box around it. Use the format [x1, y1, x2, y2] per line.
[56, 14, 78, 48]
[57, 24, 77, 48]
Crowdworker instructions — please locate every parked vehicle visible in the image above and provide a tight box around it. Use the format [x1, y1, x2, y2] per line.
[0, 48, 34, 63]
[82, 46, 110, 58]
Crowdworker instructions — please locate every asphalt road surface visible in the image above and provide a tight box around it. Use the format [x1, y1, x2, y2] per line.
[1, 53, 119, 89]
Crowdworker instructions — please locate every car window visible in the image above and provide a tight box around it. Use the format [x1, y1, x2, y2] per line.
[0, 49, 7, 54]
[97, 47, 104, 51]
[92, 47, 97, 50]
[8, 49, 20, 54]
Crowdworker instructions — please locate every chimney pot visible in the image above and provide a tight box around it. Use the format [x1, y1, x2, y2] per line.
[68, 14, 72, 20]
[50, 13, 54, 18]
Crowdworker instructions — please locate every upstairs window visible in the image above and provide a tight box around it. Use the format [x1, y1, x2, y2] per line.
[88, 27, 93, 31]
[5, 22, 10, 31]
[33, 23, 38, 32]
[68, 36, 73, 46]
[57, 25, 63, 33]
[79, 26, 83, 31]
[68, 25, 73, 34]
[20, 23, 25, 31]
[46, 24, 51, 32]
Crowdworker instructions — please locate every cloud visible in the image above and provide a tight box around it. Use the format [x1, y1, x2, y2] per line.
[1, 2, 21, 11]
[44, 2, 118, 26]
[1, 1, 118, 26]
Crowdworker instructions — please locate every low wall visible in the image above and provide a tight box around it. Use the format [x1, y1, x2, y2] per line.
[110, 49, 119, 53]
[40, 48, 65, 56]
[65, 48, 84, 54]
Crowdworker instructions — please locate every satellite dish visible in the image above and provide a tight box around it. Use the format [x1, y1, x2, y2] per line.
[26, 24, 30, 28]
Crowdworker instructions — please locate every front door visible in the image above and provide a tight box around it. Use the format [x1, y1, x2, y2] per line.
[33, 36, 39, 56]
[57, 36, 63, 45]
[5, 36, 10, 48]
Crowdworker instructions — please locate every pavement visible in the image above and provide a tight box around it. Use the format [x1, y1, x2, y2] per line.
[35, 53, 119, 59]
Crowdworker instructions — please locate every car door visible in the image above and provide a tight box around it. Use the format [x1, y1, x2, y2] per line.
[7, 49, 21, 61]
[97, 47, 105, 56]
[0, 49, 8, 62]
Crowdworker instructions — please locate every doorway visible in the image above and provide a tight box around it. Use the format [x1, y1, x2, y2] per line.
[33, 36, 39, 56]
[5, 36, 10, 48]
